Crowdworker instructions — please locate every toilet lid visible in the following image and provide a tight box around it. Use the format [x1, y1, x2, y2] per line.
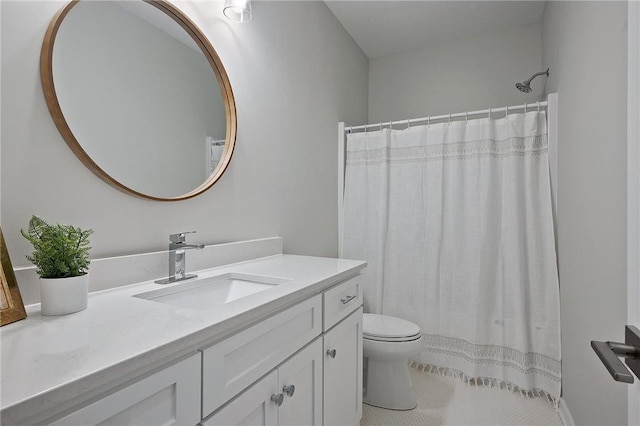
[363, 314, 421, 340]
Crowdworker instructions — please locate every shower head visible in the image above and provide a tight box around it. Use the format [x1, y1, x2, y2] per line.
[515, 68, 549, 93]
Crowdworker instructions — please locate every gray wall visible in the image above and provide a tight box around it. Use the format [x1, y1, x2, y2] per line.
[542, 2, 628, 425]
[1, 1, 368, 268]
[368, 23, 543, 123]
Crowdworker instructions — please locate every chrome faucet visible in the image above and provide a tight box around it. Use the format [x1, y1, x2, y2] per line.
[155, 231, 205, 284]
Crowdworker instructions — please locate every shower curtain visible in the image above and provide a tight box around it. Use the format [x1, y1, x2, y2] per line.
[342, 111, 561, 401]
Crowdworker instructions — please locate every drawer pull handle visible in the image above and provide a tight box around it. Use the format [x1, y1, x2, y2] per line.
[327, 349, 337, 358]
[283, 385, 296, 397]
[271, 393, 284, 406]
[341, 295, 357, 304]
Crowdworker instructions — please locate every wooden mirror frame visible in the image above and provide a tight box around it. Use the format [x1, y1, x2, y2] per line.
[40, 0, 237, 201]
[1, 229, 27, 326]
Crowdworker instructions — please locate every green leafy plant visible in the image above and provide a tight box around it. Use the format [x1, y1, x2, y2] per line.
[20, 215, 93, 279]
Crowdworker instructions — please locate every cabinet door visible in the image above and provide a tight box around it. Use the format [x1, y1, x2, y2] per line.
[51, 353, 201, 426]
[201, 371, 278, 426]
[323, 308, 363, 426]
[278, 339, 323, 426]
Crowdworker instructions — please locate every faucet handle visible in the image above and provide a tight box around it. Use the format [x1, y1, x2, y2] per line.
[169, 231, 197, 243]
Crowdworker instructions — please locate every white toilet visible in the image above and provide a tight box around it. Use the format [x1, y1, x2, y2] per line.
[363, 313, 423, 410]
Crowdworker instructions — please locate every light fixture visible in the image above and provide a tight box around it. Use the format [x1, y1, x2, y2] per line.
[223, 0, 252, 23]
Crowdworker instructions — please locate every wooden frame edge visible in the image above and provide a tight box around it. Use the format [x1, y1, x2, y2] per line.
[0, 228, 27, 327]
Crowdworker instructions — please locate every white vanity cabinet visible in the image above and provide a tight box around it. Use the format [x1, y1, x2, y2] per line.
[202, 339, 323, 426]
[32, 273, 363, 426]
[49, 353, 201, 426]
[202, 275, 363, 426]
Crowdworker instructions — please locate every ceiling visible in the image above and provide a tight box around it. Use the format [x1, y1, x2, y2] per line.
[324, 1, 547, 59]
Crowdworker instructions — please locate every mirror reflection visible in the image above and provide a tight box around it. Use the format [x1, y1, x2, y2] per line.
[48, 0, 232, 199]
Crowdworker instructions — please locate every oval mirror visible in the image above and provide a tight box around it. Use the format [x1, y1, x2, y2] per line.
[41, 0, 236, 201]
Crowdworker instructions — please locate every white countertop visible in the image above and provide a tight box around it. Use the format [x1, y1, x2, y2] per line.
[0, 254, 366, 424]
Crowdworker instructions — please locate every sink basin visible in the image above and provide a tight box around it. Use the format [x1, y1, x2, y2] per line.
[133, 272, 291, 310]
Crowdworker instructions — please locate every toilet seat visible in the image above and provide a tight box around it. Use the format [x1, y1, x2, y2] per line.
[364, 333, 422, 342]
[363, 314, 421, 342]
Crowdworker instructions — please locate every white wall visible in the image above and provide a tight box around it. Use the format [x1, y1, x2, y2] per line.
[542, 2, 628, 425]
[368, 23, 543, 123]
[0, 1, 368, 271]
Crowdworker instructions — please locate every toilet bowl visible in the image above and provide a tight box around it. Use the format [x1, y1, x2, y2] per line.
[363, 313, 422, 410]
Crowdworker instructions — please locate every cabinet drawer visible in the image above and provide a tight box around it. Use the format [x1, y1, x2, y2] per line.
[323, 276, 362, 331]
[201, 295, 322, 418]
[50, 353, 201, 426]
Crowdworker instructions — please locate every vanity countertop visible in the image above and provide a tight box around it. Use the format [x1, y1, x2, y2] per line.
[0, 254, 366, 424]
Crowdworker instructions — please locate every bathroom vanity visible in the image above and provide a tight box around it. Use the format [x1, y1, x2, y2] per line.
[0, 252, 366, 426]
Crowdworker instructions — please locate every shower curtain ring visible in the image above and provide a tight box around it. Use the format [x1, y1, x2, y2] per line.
[448, 113, 451, 124]
[505, 105, 508, 118]
[379, 122, 382, 131]
[488, 107, 491, 119]
[427, 116, 430, 127]
[524, 103, 527, 113]
[407, 119, 410, 129]
[465, 111, 468, 121]
[537, 101, 541, 112]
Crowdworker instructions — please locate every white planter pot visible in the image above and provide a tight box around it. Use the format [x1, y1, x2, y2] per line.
[40, 274, 89, 316]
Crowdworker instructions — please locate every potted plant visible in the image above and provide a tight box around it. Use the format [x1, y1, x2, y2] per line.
[21, 215, 93, 315]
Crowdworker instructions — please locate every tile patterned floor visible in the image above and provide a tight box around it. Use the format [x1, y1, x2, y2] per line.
[361, 366, 563, 426]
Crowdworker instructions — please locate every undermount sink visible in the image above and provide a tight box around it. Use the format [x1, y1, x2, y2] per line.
[133, 272, 291, 310]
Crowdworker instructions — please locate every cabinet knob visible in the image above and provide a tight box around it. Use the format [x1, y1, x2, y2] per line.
[327, 349, 337, 358]
[282, 384, 296, 397]
[271, 393, 284, 406]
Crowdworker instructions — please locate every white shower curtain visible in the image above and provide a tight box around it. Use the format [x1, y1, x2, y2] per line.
[342, 112, 561, 401]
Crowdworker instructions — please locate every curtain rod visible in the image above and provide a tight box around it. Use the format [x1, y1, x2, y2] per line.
[345, 101, 548, 132]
